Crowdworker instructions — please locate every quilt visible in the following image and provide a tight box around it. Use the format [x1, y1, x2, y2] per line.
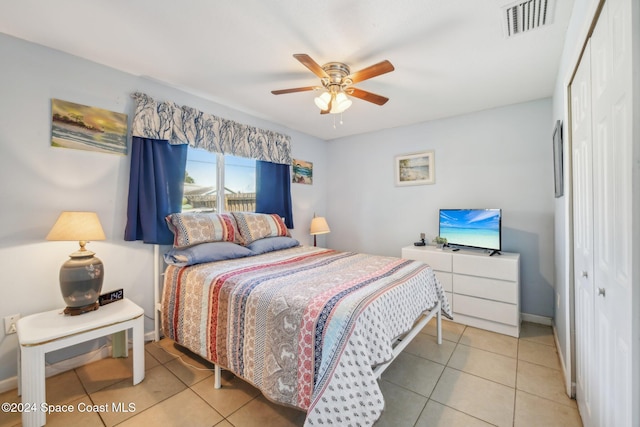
[162, 245, 451, 426]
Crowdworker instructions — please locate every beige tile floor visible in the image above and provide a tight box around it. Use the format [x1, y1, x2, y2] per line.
[0, 320, 583, 427]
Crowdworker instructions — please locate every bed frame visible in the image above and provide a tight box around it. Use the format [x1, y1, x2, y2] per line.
[153, 245, 443, 389]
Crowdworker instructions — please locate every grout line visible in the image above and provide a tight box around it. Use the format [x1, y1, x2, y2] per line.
[70, 369, 108, 427]
[515, 388, 580, 410]
[422, 400, 502, 427]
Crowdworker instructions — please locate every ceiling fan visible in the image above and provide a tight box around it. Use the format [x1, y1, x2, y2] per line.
[271, 54, 394, 115]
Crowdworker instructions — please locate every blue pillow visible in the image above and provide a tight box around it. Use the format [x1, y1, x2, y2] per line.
[164, 242, 253, 266]
[247, 236, 300, 255]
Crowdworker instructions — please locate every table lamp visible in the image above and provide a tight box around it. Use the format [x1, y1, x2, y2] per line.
[46, 211, 106, 315]
[310, 215, 330, 247]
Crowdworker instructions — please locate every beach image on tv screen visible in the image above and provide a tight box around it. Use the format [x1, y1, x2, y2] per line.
[439, 210, 500, 250]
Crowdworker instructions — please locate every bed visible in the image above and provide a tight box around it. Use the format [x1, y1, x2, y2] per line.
[158, 211, 451, 426]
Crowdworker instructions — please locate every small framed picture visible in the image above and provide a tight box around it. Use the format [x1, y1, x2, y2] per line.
[395, 150, 435, 186]
[553, 120, 564, 198]
[292, 159, 313, 185]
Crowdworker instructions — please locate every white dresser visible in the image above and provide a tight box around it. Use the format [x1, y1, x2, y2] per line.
[402, 245, 520, 337]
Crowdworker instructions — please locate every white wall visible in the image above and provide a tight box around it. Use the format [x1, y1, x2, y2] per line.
[0, 34, 327, 385]
[325, 99, 556, 318]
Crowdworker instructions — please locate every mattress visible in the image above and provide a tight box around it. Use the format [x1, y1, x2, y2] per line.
[162, 245, 451, 426]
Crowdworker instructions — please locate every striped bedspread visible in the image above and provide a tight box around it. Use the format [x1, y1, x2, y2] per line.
[162, 245, 451, 426]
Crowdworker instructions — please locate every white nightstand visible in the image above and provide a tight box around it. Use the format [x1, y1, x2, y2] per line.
[16, 298, 145, 427]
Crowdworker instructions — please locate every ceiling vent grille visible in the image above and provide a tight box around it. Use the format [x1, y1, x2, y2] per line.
[503, 0, 553, 37]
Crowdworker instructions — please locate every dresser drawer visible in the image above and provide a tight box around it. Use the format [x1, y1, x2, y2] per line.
[453, 274, 517, 304]
[453, 253, 518, 281]
[454, 294, 518, 326]
[402, 247, 452, 272]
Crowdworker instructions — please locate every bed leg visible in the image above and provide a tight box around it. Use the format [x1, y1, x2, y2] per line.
[436, 301, 442, 345]
[214, 365, 221, 389]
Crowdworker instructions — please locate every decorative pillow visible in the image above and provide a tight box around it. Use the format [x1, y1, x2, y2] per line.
[232, 212, 289, 245]
[247, 236, 300, 255]
[164, 242, 253, 266]
[165, 212, 240, 248]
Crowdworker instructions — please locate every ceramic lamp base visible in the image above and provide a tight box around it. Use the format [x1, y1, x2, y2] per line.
[64, 302, 100, 316]
[59, 252, 104, 315]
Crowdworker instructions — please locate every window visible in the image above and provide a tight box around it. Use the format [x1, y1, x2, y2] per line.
[182, 147, 256, 213]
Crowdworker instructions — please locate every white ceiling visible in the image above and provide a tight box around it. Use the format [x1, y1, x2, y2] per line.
[0, 0, 574, 141]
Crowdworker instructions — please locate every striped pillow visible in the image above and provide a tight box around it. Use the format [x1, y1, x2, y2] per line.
[232, 212, 289, 245]
[165, 212, 240, 248]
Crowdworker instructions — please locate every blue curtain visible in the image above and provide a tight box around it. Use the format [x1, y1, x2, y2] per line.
[124, 137, 187, 244]
[255, 160, 294, 229]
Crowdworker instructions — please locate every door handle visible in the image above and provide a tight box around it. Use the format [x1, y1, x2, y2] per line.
[598, 287, 606, 297]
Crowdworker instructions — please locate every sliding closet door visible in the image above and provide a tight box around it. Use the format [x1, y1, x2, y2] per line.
[571, 1, 633, 426]
[571, 40, 594, 426]
[589, 0, 633, 425]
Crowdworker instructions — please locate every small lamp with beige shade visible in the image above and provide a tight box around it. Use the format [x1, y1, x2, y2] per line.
[309, 215, 330, 247]
[46, 211, 106, 315]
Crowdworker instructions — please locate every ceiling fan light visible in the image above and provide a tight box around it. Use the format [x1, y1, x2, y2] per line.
[331, 92, 352, 114]
[314, 92, 331, 110]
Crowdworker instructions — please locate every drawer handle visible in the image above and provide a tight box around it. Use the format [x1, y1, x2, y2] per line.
[582, 271, 588, 278]
[598, 287, 606, 297]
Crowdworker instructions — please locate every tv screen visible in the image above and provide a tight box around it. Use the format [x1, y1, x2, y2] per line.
[439, 209, 502, 251]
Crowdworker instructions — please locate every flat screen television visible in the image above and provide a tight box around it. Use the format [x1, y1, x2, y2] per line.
[438, 209, 502, 253]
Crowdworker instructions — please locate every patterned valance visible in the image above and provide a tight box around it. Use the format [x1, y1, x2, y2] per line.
[131, 92, 291, 165]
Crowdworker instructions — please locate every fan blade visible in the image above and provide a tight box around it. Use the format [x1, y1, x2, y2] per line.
[348, 60, 394, 84]
[349, 88, 389, 105]
[271, 86, 318, 95]
[293, 54, 329, 79]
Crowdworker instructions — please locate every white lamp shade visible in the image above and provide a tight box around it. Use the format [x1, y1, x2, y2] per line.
[310, 216, 331, 235]
[314, 92, 331, 110]
[314, 92, 352, 114]
[46, 212, 106, 241]
[332, 92, 352, 114]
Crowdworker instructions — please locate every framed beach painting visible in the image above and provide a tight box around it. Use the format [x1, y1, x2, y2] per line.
[292, 159, 313, 185]
[395, 150, 435, 186]
[51, 99, 128, 155]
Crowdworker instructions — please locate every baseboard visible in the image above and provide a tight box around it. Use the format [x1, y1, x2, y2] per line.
[521, 312, 553, 326]
[552, 322, 575, 398]
[0, 331, 156, 394]
[0, 345, 109, 394]
[0, 377, 18, 395]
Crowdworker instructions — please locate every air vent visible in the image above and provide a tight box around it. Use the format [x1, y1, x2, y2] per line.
[503, 0, 554, 38]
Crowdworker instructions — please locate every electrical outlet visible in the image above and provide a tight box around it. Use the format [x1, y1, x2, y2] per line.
[4, 314, 20, 335]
